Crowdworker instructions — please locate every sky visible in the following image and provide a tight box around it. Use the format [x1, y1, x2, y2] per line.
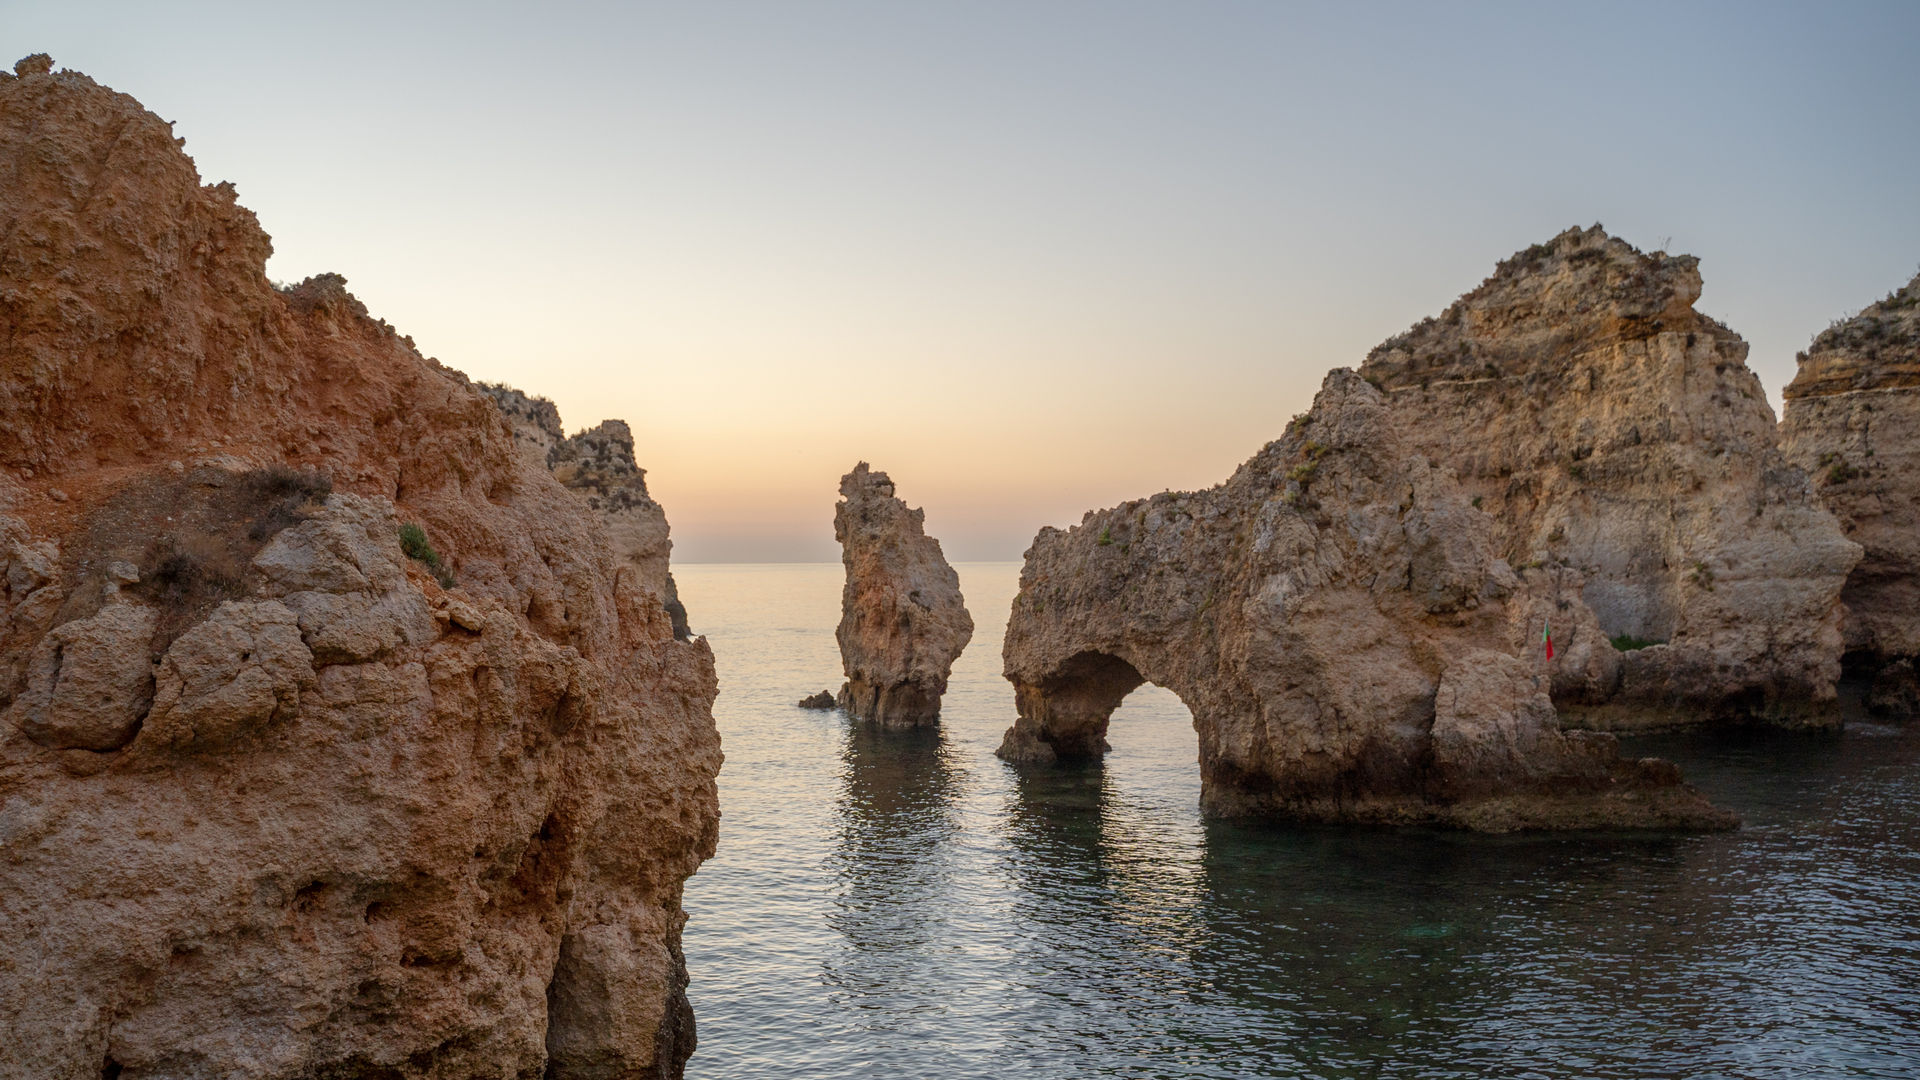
[8, 1, 1920, 561]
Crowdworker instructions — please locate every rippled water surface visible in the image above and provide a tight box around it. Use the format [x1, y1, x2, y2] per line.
[676, 562, 1920, 1079]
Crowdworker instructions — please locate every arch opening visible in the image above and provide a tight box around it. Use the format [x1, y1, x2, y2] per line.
[1000, 650, 1147, 764]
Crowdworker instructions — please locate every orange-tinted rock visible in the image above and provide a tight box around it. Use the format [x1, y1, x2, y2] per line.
[0, 58, 719, 1079]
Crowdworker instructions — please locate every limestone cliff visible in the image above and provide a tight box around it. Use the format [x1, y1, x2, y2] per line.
[480, 383, 691, 640]
[1780, 270, 1920, 715]
[834, 464, 973, 726]
[1360, 226, 1859, 729]
[997, 369, 1731, 831]
[0, 56, 721, 1080]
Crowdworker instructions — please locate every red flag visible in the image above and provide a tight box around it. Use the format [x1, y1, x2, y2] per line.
[1543, 618, 1555, 661]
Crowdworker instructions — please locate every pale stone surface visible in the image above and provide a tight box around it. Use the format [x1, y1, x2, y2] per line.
[834, 463, 974, 727]
[139, 600, 316, 751]
[997, 369, 1728, 830]
[1780, 270, 1920, 674]
[1361, 226, 1860, 729]
[0, 59, 720, 1080]
[481, 384, 691, 640]
[7, 603, 157, 751]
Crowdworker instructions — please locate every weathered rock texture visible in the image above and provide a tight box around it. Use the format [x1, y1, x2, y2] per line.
[997, 369, 1731, 831]
[1360, 226, 1859, 729]
[480, 383, 691, 640]
[1779, 270, 1920, 713]
[0, 57, 721, 1079]
[834, 464, 973, 727]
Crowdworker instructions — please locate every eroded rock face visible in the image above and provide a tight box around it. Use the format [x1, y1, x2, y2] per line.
[481, 384, 691, 640]
[0, 58, 720, 1080]
[834, 464, 973, 727]
[997, 369, 1729, 830]
[1360, 226, 1860, 729]
[1780, 271, 1920, 689]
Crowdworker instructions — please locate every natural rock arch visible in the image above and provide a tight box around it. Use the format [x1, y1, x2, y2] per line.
[997, 369, 1732, 831]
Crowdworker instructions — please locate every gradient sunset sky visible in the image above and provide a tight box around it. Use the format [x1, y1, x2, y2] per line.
[10, 2, 1920, 560]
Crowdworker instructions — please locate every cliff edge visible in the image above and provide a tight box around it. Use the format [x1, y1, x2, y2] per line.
[0, 56, 721, 1079]
[479, 383, 692, 640]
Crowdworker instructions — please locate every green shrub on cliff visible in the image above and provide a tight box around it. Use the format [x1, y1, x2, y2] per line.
[399, 523, 455, 588]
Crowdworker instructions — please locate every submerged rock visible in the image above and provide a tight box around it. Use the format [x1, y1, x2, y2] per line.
[481, 383, 692, 640]
[997, 369, 1729, 830]
[834, 463, 973, 727]
[0, 59, 720, 1079]
[1360, 226, 1859, 730]
[1779, 270, 1920, 681]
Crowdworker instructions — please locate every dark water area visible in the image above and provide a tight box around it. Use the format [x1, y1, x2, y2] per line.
[676, 562, 1920, 1079]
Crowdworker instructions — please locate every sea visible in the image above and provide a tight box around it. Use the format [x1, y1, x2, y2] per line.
[674, 561, 1920, 1079]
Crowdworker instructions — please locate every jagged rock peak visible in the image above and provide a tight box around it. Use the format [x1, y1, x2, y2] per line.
[0, 60, 720, 1078]
[1359, 228, 1859, 730]
[1780, 268, 1920, 689]
[479, 383, 686, 638]
[834, 462, 973, 727]
[997, 368, 1731, 831]
[1367, 225, 1720, 384]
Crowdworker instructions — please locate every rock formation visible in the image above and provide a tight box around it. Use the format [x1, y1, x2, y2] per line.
[834, 464, 973, 726]
[797, 690, 837, 710]
[1360, 226, 1860, 729]
[997, 369, 1732, 831]
[481, 383, 691, 639]
[0, 56, 721, 1079]
[1779, 271, 1920, 716]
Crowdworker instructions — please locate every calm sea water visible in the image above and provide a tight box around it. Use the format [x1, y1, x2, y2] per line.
[675, 562, 1920, 1079]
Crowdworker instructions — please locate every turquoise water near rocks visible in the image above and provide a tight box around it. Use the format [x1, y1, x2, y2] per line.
[675, 562, 1920, 1079]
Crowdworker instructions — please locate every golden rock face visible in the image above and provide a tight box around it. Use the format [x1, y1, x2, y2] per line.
[1360, 226, 1860, 730]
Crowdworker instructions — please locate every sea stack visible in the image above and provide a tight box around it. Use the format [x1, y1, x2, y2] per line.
[1780, 270, 1920, 717]
[834, 463, 973, 726]
[997, 369, 1733, 831]
[1359, 226, 1860, 730]
[0, 58, 721, 1079]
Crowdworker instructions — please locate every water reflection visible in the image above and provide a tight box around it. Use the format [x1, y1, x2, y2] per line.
[679, 564, 1920, 1080]
[822, 725, 966, 1028]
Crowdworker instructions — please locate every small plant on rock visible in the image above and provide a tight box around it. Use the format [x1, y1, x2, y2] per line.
[399, 523, 455, 588]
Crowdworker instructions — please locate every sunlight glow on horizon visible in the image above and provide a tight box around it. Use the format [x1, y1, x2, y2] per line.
[9, 1, 1919, 560]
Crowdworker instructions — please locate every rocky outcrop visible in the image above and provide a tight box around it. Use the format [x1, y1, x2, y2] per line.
[1779, 271, 1920, 714]
[0, 57, 720, 1079]
[797, 690, 837, 710]
[834, 464, 973, 727]
[997, 369, 1731, 831]
[1360, 226, 1860, 729]
[481, 384, 691, 640]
